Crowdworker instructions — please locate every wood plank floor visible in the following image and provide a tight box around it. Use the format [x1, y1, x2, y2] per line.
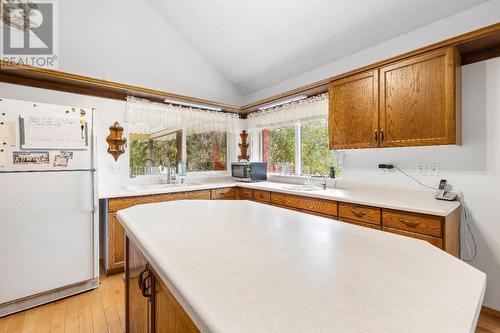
[0, 271, 499, 332]
[0, 270, 124, 333]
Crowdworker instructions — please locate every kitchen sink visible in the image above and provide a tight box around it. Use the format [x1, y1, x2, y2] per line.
[282, 184, 322, 192]
[125, 182, 201, 192]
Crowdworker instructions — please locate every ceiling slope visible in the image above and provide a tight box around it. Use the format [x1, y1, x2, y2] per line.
[147, 0, 489, 95]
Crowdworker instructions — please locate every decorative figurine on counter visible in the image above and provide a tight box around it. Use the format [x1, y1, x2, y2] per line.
[106, 122, 127, 161]
[238, 130, 249, 161]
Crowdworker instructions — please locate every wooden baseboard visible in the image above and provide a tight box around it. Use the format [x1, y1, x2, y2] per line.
[482, 306, 500, 319]
[0, 278, 98, 317]
[105, 265, 124, 276]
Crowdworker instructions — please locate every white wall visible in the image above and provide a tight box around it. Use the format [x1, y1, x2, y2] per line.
[58, 0, 242, 105]
[243, 0, 500, 103]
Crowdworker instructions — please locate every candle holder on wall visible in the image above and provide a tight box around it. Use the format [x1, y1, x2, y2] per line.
[238, 130, 249, 161]
[106, 122, 127, 161]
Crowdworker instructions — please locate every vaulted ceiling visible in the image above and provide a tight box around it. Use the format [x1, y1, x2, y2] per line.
[147, 0, 489, 96]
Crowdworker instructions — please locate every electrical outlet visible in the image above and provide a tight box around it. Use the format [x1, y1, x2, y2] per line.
[416, 164, 424, 175]
[429, 163, 439, 176]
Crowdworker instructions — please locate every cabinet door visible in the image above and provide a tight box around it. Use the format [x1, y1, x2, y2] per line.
[379, 47, 460, 147]
[126, 237, 153, 333]
[108, 213, 125, 273]
[154, 271, 200, 333]
[328, 70, 379, 149]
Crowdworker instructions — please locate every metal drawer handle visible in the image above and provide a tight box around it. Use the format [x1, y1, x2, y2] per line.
[374, 130, 379, 142]
[141, 273, 152, 298]
[138, 268, 149, 289]
[351, 210, 366, 218]
[400, 219, 420, 228]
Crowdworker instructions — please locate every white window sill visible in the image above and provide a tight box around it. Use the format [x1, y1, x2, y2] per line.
[131, 170, 229, 180]
[268, 173, 340, 185]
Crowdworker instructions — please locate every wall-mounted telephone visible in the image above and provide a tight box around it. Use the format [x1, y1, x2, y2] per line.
[435, 179, 458, 201]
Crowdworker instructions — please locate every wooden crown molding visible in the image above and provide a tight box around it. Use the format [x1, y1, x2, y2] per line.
[0, 23, 499, 116]
[0, 60, 241, 114]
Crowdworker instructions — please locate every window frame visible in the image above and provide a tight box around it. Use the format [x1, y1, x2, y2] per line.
[255, 117, 341, 177]
[129, 129, 230, 178]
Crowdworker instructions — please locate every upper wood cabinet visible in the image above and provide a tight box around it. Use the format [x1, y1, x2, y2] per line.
[379, 47, 461, 147]
[328, 70, 379, 149]
[329, 47, 461, 149]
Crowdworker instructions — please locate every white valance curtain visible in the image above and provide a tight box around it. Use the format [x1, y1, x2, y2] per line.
[125, 96, 240, 135]
[246, 93, 328, 129]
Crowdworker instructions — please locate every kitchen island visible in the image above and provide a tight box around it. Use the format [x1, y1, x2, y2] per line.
[102, 180, 462, 274]
[117, 200, 485, 333]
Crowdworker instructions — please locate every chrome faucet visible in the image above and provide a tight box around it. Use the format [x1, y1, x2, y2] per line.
[160, 157, 175, 184]
[311, 171, 328, 190]
[144, 158, 155, 175]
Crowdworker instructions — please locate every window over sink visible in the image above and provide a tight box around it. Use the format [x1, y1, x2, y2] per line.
[248, 94, 342, 177]
[130, 130, 228, 177]
[126, 97, 237, 178]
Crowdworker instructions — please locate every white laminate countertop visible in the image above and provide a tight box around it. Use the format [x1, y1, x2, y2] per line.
[101, 180, 460, 216]
[117, 200, 485, 333]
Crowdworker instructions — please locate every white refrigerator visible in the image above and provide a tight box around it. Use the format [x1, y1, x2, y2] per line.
[0, 98, 99, 317]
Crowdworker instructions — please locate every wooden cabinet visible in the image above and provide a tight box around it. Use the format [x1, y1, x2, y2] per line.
[381, 208, 460, 256]
[154, 271, 199, 333]
[253, 190, 271, 203]
[106, 190, 211, 275]
[328, 47, 461, 149]
[211, 187, 236, 200]
[383, 227, 443, 249]
[328, 70, 379, 149]
[237, 187, 254, 200]
[125, 236, 199, 333]
[379, 47, 460, 147]
[338, 202, 381, 226]
[382, 209, 442, 237]
[270, 192, 337, 216]
[263, 189, 458, 256]
[108, 213, 125, 273]
[126, 237, 152, 333]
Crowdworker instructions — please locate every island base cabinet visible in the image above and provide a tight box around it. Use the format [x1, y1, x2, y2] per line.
[155, 273, 200, 333]
[126, 237, 152, 333]
[125, 236, 200, 333]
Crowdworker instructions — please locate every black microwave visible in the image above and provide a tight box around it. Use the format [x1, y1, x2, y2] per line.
[231, 162, 267, 182]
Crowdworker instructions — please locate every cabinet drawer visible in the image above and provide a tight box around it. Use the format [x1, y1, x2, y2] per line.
[109, 195, 157, 212]
[108, 190, 211, 212]
[341, 218, 382, 230]
[382, 210, 442, 237]
[211, 188, 236, 200]
[383, 227, 443, 249]
[339, 203, 381, 225]
[271, 192, 337, 216]
[238, 187, 254, 200]
[253, 190, 271, 203]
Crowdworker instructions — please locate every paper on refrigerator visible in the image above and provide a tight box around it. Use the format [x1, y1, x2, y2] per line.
[0, 121, 16, 147]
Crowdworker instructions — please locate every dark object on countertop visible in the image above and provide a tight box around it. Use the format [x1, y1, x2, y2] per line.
[329, 167, 336, 178]
[378, 163, 394, 169]
[232, 162, 267, 182]
[435, 179, 458, 201]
